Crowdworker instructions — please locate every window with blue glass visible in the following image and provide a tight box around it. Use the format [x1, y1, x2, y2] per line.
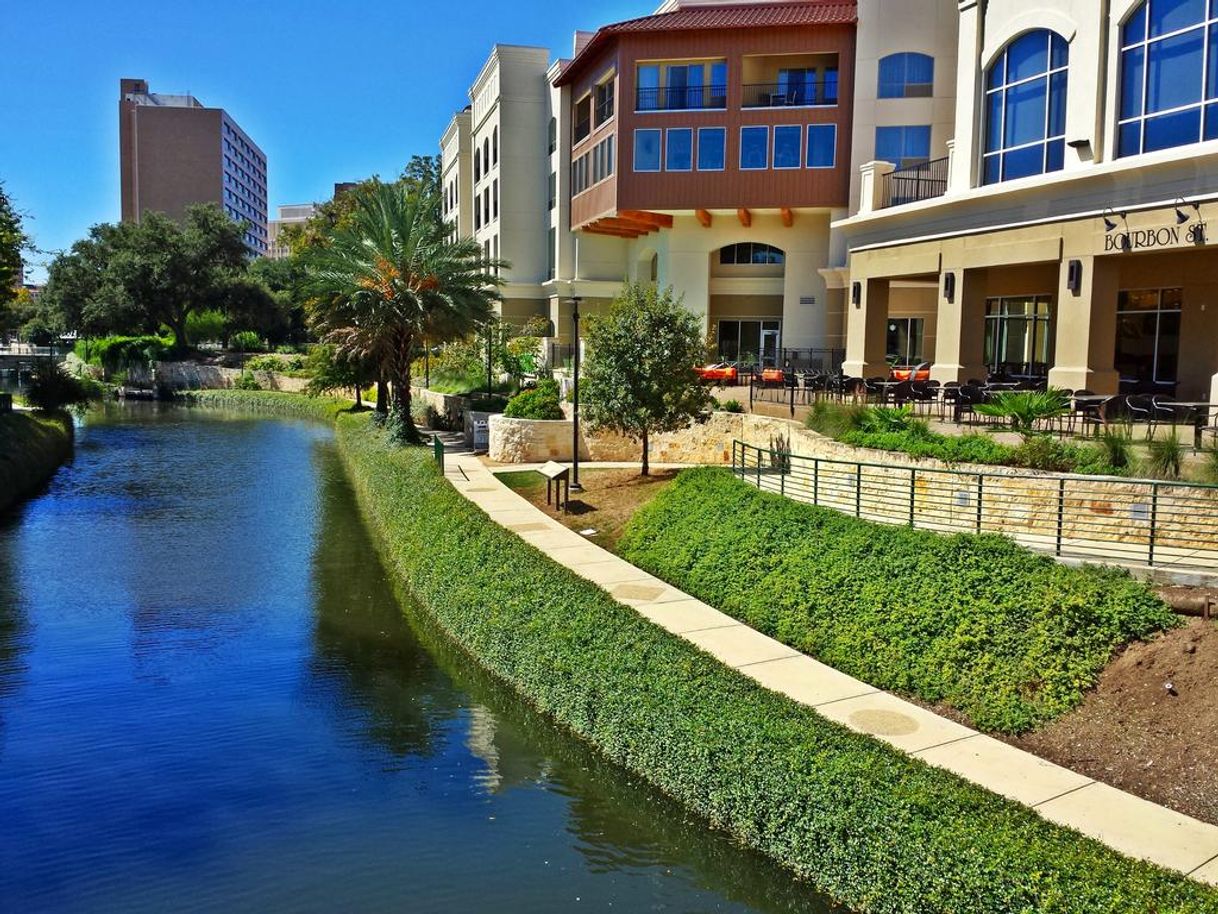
[665, 128, 692, 171]
[878, 53, 935, 98]
[1118, 0, 1218, 156]
[740, 126, 769, 169]
[697, 127, 726, 170]
[875, 125, 931, 168]
[807, 124, 837, 167]
[982, 30, 1069, 184]
[633, 129, 661, 172]
[773, 125, 802, 168]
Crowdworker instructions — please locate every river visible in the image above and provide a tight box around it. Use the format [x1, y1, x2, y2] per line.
[0, 405, 838, 913]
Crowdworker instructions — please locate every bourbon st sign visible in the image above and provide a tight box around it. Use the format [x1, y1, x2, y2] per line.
[1105, 221, 1208, 252]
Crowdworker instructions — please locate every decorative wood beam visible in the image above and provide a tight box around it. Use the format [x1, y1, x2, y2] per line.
[695, 209, 713, 228]
[597, 217, 655, 234]
[737, 208, 751, 227]
[583, 224, 644, 238]
[780, 207, 794, 227]
[619, 209, 674, 229]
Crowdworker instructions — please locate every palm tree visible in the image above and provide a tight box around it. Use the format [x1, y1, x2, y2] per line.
[300, 180, 502, 443]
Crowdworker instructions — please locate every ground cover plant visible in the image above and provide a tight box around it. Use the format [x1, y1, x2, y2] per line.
[330, 412, 1215, 913]
[0, 410, 73, 512]
[177, 390, 1218, 912]
[618, 467, 1177, 734]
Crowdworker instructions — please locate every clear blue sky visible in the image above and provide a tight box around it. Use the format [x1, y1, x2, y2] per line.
[2, 0, 648, 280]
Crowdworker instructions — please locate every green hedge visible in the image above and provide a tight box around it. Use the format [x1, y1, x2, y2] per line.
[332, 414, 1215, 913]
[618, 467, 1176, 735]
[0, 411, 74, 513]
[503, 379, 564, 420]
[176, 388, 352, 422]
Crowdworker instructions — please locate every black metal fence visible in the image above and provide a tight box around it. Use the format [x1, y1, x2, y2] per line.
[731, 439, 1218, 572]
[780, 348, 845, 373]
[548, 342, 576, 369]
[635, 85, 727, 111]
[882, 156, 949, 208]
[741, 81, 837, 108]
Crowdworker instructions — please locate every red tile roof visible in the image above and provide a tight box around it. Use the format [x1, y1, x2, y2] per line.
[555, 2, 858, 85]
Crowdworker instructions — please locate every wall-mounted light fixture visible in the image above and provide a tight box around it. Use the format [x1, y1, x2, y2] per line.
[1067, 259, 1083, 295]
[943, 271, 956, 303]
[851, 281, 862, 308]
[1174, 196, 1201, 224]
[1102, 207, 1126, 232]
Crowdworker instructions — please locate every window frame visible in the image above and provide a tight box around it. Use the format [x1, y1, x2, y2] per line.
[633, 128, 662, 172]
[772, 124, 803, 169]
[665, 127, 693, 172]
[806, 123, 838, 168]
[982, 30, 1070, 184]
[696, 126, 727, 171]
[875, 124, 932, 168]
[740, 125, 770, 170]
[878, 52, 935, 99]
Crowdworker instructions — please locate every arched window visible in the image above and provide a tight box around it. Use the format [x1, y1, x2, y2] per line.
[718, 243, 784, 265]
[492, 127, 498, 164]
[982, 30, 1069, 184]
[878, 53, 935, 98]
[1118, 0, 1218, 157]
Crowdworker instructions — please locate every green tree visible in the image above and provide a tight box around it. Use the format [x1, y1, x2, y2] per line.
[0, 181, 28, 315]
[305, 343, 371, 408]
[299, 180, 502, 443]
[581, 284, 713, 475]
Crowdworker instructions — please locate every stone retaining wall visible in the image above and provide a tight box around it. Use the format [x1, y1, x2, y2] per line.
[488, 412, 745, 464]
[153, 361, 309, 392]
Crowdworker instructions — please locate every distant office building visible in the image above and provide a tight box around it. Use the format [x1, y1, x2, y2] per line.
[119, 78, 268, 255]
[267, 203, 318, 259]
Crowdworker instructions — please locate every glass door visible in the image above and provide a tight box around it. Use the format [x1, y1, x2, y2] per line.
[761, 326, 780, 368]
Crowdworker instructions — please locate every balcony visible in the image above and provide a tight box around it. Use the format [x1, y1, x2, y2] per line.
[635, 84, 727, 112]
[742, 80, 837, 109]
[882, 157, 949, 208]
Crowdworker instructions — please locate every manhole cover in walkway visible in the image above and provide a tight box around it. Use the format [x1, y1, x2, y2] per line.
[848, 709, 919, 736]
[612, 583, 665, 601]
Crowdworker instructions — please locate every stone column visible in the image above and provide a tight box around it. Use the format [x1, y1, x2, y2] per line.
[857, 161, 896, 216]
[842, 278, 891, 379]
[1047, 255, 1120, 393]
[930, 268, 988, 383]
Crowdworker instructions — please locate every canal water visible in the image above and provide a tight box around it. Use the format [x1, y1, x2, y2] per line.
[0, 405, 838, 913]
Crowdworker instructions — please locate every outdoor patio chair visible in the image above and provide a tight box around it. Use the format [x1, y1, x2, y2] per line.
[909, 381, 936, 414]
[954, 384, 986, 425]
[890, 380, 914, 406]
[1125, 394, 1157, 439]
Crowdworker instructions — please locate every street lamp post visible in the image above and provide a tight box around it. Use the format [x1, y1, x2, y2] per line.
[486, 323, 493, 398]
[569, 295, 583, 492]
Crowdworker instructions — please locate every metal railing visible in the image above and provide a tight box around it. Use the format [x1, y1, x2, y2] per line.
[780, 348, 845, 373]
[741, 81, 838, 108]
[882, 156, 949, 208]
[547, 342, 576, 369]
[635, 85, 727, 111]
[731, 439, 1218, 572]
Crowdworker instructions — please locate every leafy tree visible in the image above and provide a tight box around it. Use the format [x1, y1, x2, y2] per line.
[581, 283, 713, 475]
[299, 181, 502, 443]
[305, 343, 371, 409]
[0, 181, 28, 315]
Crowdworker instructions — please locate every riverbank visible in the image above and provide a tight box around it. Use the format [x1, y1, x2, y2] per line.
[178, 391, 1218, 911]
[333, 413, 1218, 913]
[176, 388, 353, 422]
[0, 411, 73, 513]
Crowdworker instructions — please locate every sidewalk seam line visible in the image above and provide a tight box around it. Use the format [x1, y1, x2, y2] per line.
[911, 733, 980, 754]
[1188, 851, 1218, 876]
[1031, 780, 1097, 808]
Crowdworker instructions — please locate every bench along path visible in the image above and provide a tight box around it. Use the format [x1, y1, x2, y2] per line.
[442, 449, 1218, 886]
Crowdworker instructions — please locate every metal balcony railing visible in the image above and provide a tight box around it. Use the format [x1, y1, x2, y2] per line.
[635, 85, 727, 112]
[882, 156, 949, 208]
[742, 81, 838, 108]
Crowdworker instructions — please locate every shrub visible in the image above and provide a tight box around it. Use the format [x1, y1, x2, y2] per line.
[186, 309, 226, 345]
[1202, 444, 1218, 484]
[856, 405, 925, 435]
[1146, 432, 1185, 480]
[1097, 425, 1135, 471]
[24, 360, 96, 412]
[230, 330, 265, 352]
[805, 400, 867, 438]
[619, 467, 1176, 734]
[503, 380, 564, 420]
[975, 388, 1071, 439]
[1009, 434, 1079, 472]
[0, 411, 74, 512]
[331, 416, 1216, 914]
[75, 335, 174, 377]
[719, 399, 744, 414]
[233, 370, 261, 391]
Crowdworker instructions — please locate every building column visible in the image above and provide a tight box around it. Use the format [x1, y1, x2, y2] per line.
[842, 278, 890, 378]
[667, 248, 710, 339]
[782, 249, 829, 350]
[1047, 256, 1120, 393]
[930, 268, 988, 383]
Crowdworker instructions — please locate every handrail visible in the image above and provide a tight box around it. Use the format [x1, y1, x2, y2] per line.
[882, 156, 949, 208]
[635, 85, 727, 112]
[741, 81, 838, 108]
[730, 439, 1218, 571]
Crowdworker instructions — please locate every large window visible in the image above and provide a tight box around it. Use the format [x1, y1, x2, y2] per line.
[719, 243, 784, 265]
[1115, 288, 1182, 390]
[740, 126, 769, 169]
[666, 128, 692, 171]
[697, 127, 726, 170]
[773, 125, 802, 168]
[1118, 0, 1218, 156]
[633, 129, 661, 171]
[595, 78, 615, 124]
[983, 30, 1069, 184]
[875, 125, 931, 168]
[886, 318, 925, 364]
[878, 53, 935, 98]
[807, 124, 837, 167]
[636, 61, 728, 111]
[717, 319, 781, 366]
[984, 296, 1054, 376]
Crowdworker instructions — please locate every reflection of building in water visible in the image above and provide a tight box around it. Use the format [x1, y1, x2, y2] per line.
[464, 704, 552, 794]
[466, 705, 503, 792]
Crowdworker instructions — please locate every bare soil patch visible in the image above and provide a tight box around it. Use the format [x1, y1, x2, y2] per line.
[495, 467, 678, 552]
[1004, 617, 1218, 824]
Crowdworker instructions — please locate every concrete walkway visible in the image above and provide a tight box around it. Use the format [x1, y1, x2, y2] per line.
[441, 450, 1218, 886]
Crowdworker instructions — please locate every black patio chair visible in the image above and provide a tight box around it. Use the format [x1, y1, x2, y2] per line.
[1125, 394, 1157, 439]
[954, 384, 986, 425]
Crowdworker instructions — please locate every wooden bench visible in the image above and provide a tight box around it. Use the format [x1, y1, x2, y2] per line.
[538, 460, 570, 514]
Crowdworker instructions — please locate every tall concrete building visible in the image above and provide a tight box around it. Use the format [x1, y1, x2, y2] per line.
[267, 203, 318, 259]
[119, 78, 268, 255]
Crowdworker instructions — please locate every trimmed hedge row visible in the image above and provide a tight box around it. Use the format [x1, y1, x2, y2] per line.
[176, 388, 352, 422]
[618, 467, 1176, 734]
[331, 413, 1216, 914]
[0, 411, 74, 513]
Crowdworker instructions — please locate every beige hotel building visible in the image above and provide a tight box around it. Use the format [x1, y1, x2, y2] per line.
[838, 0, 1218, 404]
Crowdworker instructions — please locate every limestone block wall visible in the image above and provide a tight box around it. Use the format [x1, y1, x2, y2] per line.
[153, 361, 309, 393]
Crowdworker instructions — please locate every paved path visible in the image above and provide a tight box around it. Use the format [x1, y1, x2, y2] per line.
[441, 449, 1218, 885]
